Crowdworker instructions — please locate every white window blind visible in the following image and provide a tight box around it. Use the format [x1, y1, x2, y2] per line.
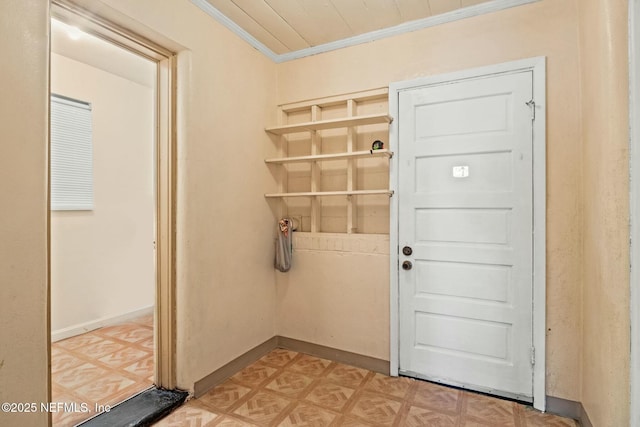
[50, 94, 93, 211]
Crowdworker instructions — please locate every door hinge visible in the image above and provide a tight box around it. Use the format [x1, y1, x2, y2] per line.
[526, 99, 536, 120]
[530, 347, 536, 365]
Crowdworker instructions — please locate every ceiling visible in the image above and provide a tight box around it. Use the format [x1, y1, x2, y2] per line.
[51, 19, 156, 89]
[191, 0, 536, 61]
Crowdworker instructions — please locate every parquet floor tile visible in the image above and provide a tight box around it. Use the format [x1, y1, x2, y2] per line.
[152, 348, 580, 427]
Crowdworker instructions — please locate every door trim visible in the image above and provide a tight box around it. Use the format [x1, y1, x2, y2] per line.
[629, 1, 640, 425]
[389, 57, 546, 410]
[50, 1, 178, 389]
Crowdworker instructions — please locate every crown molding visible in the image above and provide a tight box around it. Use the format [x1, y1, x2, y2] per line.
[191, 0, 540, 63]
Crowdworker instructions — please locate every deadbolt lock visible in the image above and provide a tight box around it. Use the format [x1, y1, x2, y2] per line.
[402, 261, 413, 271]
[402, 246, 413, 256]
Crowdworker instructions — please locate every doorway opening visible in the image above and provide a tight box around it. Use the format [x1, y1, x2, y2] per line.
[48, 1, 178, 424]
[49, 18, 157, 426]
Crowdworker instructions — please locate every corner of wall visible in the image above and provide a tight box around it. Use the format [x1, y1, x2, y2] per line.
[576, 0, 631, 425]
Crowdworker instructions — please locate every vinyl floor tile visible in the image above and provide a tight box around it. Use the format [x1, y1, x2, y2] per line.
[154, 401, 220, 427]
[304, 380, 356, 411]
[463, 392, 517, 425]
[198, 379, 253, 412]
[232, 390, 293, 425]
[347, 391, 403, 426]
[151, 348, 580, 427]
[51, 315, 154, 427]
[287, 355, 332, 377]
[72, 338, 127, 359]
[325, 364, 371, 389]
[278, 402, 337, 427]
[264, 370, 315, 398]
[214, 415, 261, 426]
[403, 405, 458, 427]
[50, 349, 85, 374]
[233, 363, 280, 388]
[363, 373, 412, 399]
[412, 379, 461, 413]
[260, 349, 298, 367]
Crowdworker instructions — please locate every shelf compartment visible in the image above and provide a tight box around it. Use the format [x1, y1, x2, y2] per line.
[265, 149, 393, 164]
[265, 113, 392, 135]
[265, 190, 393, 198]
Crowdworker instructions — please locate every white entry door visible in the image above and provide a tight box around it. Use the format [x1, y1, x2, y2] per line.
[398, 71, 534, 400]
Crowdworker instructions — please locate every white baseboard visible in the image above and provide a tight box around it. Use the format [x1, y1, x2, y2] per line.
[51, 306, 154, 342]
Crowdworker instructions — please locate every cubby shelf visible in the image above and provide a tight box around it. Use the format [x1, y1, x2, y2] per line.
[265, 88, 392, 233]
[265, 190, 393, 198]
[265, 113, 392, 135]
[265, 149, 393, 164]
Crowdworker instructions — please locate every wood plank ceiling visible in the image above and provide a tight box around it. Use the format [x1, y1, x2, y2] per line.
[204, 0, 492, 55]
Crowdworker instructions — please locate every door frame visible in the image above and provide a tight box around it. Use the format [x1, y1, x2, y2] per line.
[629, 1, 640, 425]
[388, 57, 546, 410]
[50, 1, 178, 389]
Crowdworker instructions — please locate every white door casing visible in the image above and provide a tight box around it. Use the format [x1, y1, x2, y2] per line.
[389, 58, 546, 410]
[629, 2, 640, 425]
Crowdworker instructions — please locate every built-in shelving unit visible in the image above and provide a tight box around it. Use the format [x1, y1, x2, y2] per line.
[265, 88, 392, 234]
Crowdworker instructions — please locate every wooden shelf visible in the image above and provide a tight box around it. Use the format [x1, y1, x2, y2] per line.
[265, 113, 392, 135]
[268, 91, 392, 233]
[265, 190, 393, 198]
[265, 149, 393, 164]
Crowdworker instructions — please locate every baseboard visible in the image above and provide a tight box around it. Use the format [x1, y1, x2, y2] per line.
[579, 404, 593, 427]
[193, 336, 278, 398]
[546, 396, 592, 427]
[51, 306, 154, 342]
[193, 335, 390, 398]
[277, 336, 390, 375]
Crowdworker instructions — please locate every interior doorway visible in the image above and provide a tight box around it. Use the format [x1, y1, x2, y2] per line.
[49, 17, 157, 426]
[48, 1, 178, 423]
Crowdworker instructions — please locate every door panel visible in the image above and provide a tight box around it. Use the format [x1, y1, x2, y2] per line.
[415, 261, 511, 303]
[415, 152, 513, 194]
[398, 71, 534, 399]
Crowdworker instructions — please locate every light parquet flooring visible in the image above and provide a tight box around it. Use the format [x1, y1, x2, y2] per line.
[154, 349, 578, 427]
[51, 314, 154, 426]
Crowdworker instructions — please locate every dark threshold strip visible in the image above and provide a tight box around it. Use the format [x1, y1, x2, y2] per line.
[78, 387, 188, 427]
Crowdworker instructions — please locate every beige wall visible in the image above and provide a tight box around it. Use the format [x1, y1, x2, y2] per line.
[84, 0, 279, 390]
[277, 0, 583, 401]
[50, 50, 155, 338]
[1, 1, 634, 423]
[578, 0, 630, 425]
[277, 234, 390, 360]
[0, 1, 50, 426]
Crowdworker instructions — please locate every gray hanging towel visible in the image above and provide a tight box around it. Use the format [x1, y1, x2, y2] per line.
[275, 218, 293, 272]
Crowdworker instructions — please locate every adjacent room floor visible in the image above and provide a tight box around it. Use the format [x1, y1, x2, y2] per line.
[153, 348, 577, 427]
[51, 314, 154, 426]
